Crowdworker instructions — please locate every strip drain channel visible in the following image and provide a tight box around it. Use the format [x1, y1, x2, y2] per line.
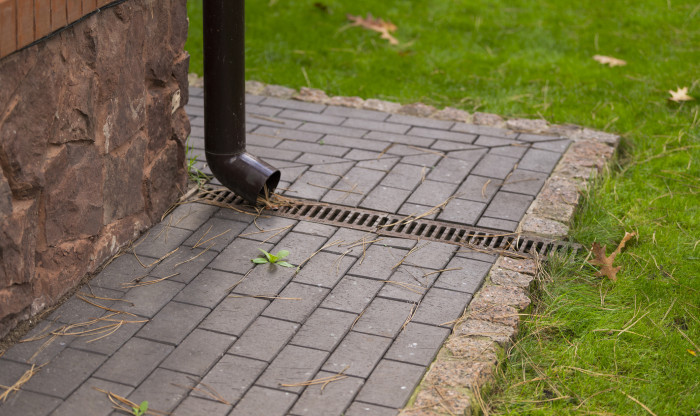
[194, 185, 582, 259]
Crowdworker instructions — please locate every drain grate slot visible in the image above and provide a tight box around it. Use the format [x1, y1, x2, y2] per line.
[192, 185, 582, 259]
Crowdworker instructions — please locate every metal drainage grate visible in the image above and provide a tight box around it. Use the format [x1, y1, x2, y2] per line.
[194, 185, 582, 258]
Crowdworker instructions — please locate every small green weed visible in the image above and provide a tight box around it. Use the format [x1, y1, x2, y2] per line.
[132, 401, 148, 416]
[185, 137, 211, 186]
[252, 249, 295, 268]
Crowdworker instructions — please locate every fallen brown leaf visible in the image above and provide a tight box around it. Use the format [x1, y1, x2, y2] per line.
[590, 232, 636, 281]
[668, 87, 694, 102]
[347, 13, 399, 45]
[593, 55, 627, 67]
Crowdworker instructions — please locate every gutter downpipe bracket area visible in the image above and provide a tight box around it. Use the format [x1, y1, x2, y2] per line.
[203, 0, 280, 204]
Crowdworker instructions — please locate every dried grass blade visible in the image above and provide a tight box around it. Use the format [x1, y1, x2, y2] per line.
[194, 229, 230, 249]
[174, 243, 215, 268]
[228, 295, 301, 300]
[76, 294, 138, 317]
[1, 365, 43, 402]
[296, 240, 343, 272]
[122, 272, 180, 289]
[423, 267, 462, 277]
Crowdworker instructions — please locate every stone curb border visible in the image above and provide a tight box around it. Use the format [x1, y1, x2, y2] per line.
[190, 75, 620, 415]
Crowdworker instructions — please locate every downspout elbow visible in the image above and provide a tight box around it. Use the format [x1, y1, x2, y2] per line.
[206, 151, 281, 204]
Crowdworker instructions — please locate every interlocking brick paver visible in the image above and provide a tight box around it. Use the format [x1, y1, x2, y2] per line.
[477, 217, 520, 232]
[378, 266, 434, 303]
[163, 202, 218, 231]
[455, 174, 502, 202]
[253, 125, 324, 142]
[263, 283, 330, 323]
[132, 225, 192, 259]
[474, 135, 521, 147]
[120, 280, 185, 318]
[406, 180, 457, 207]
[240, 216, 298, 243]
[308, 161, 355, 176]
[407, 126, 476, 143]
[437, 198, 486, 225]
[352, 298, 415, 338]
[482, 191, 533, 221]
[401, 242, 457, 270]
[343, 148, 385, 161]
[489, 144, 529, 158]
[69, 314, 147, 356]
[290, 308, 357, 351]
[136, 301, 209, 345]
[50, 378, 133, 416]
[412, 287, 472, 327]
[344, 402, 399, 416]
[233, 263, 296, 296]
[321, 134, 390, 152]
[294, 252, 355, 288]
[356, 156, 400, 171]
[94, 338, 173, 387]
[0, 390, 61, 416]
[355, 359, 426, 408]
[199, 297, 269, 336]
[454, 248, 499, 263]
[500, 169, 548, 195]
[277, 139, 350, 157]
[451, 122, 518, 138]
[434, 257, 492, 293]
[249, 144, 302, 162]
[160, 329, 236, 376]
[230, 316, 299, 362]
[380, 163, 425, 191]
[209, 239, 274, 274]
[292, 221, 338, 238]
[2, 322, 70, 364]
[246, 115, 302, 129]
[324, 228, 377, 256]
[323, 105, 388, 121]
[245, 93, 264, 103]
[428, 150, 485, 184]
[256, 345, 328, 393]
[364, 131, 435, 148]
[431, 139, 479, 152]
[398, 202, 438, 219]
[399, 151, 443, 167]
[322, 167, 386, 206]
[360, 186, 411, 213]
[348, 245, 408, 281]
[290, 372, 364, 416]
[90, 254, 155, 292]
[150, 246, 217, 284]
[127, 368, 195, 413]
[298, 122, 368, 138]
[173, 396, 232, 416]
[174, 268, 238, 308]
[231, 386, 298, 416]
[248, 132, 283, 147]
[517, 132, 560, 142]
[286, 170, 339, 200]
[342, 118, 410, 134]
[322, 331, 392, 378]
[385, 322, 451, 366]
[48, 286, 121, 324]
[471, 153, 520, 179]
[387, 114, 454, 130]
[262, 97, 327, 112]
[20, 348, 104, 399]
[278, 109, 345, 125]
[273, 232, 328, 264]
[194, 354, 267, 403]
[532, 138, 571, 153]
[518, 148, 562, 173]
[246, 103, 283, 116]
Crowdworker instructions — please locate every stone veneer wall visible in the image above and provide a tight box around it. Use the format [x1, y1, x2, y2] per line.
[0, 0, 190, 338]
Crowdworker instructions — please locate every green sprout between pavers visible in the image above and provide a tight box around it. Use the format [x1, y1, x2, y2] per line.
[186, 1, 699, 414]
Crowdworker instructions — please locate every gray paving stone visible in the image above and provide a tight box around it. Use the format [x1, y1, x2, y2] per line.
[348, 245, 408, 281]
[248, 144, 302, 162]
[149, 246, 217, 284]
[0, 359, 31, 388]
[272, 232, 329, 266]
[184, 105, 203, 116]
[387, 114, 454, 130]
[321, 134, 389, 152]
[407, 126, 476, 143]
[385, 144, 429, 157]
[483, 191, 533, 221]
[378, 266, 433, 303]
[308, 161, 355, 176]
[477, 216, 519, 232]
[136, 301, 209, 345]
[23, 347, 105, 398]
[294, 251, 355, 288]
[208, 239, 274, 274]
[532, 139, 571, 153]
[262, 97, 327, 112]
[471, 153, 519, 179]
[132, 225, 192, 259]
[290, 308, 356, 351]
[428, 151, 485, 184]
[433, 257, 492, 293]
[173, 396, 232, 416]
[231, 386, 298, 416]
[489, 144, 529, 158]
[194, 354, 267, 403]
[189, 96, 204, 106]
[455, 175, 502, 203]
[256, 345, 328, 393]
[174, 268, 238, 308]
[343, 149, 386, 161]
[245, 93, 264, 104]
[399, 152, 443, 167]
[398, 202, 438, 219]
[190, 87, 203, 96]
[48, 286, 121, 324]
[342, 118, 410, 134]
[163, 203, 218, 231]
[246, 115, 302, 129]
[69, 314, 147, 356]
[189, 116, 204, 127]
[229, 317, 299, 362]
[344, 402, 399, 416]
[298, 122, 368, 138]
[0, 389, 61, 416]
[324, 228, 377, 256]
[120, 280, 185, 318]
[322, 331, 392, 378]
[90, 255, 155, 292]
[356, 156, 400, 171]
[50, 378, 133, 416]
[199, 297, 269, 336]
[400, 242, 457, 270]
[279, 165, 309, 182]
[360, 186, 411, 213]
[407, 180, 457, 206]
[292, 221, 338, 238]
[248, 132, 283, 148]
[379, 163, 425, 191]
[412, 287, 472, 327]
[517, 132, 560, 142]
[321, 167, 386, 207]
[364, 131, 435, 148]
[298, 153, 355, 166]
[128, 368, 195, 413]
[451, 123, 518, 139]
[232, 263, 296, 296]
[2, 322, 70, 364]
[278, 109, 345, 125]
[384, 322, 451, 366]
[473, 135, 521, 147]
[437, 198, 486, 225]
[431, 140, 479, 152]
[94, 338, 172, 387]
[160, 329, 236, 376]
[355, 359, 426, 408]
[378, 237, 417, 250]
[262, 283, 330, 323]
[518, 148, 562, 173]
[253, 126, 324, 142]
[290, 372, 364, 416]
[326, 105, 389, 120]
[277, 139, 350, 157]
[286, 170, 339, 200]
[500, 169, 548, 195]
[246, 103, 283, 117]
[454, 248, 499, 263]
[240, 216, 298, 244]
[352, 298, 415, 338]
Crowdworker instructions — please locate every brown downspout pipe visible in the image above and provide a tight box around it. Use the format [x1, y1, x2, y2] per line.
[203, 0, 280, 204]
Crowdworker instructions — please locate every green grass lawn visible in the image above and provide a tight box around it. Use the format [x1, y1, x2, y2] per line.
[186, 1, 699, 414]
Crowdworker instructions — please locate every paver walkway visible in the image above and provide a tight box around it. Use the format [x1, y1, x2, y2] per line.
[0, 86, 570, 416]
